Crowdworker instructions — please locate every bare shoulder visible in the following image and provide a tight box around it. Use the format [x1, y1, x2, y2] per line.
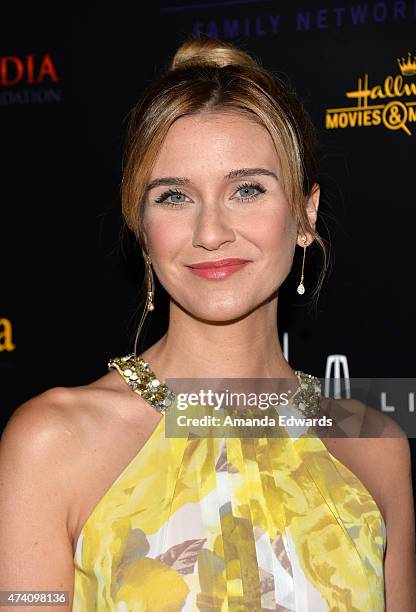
[326, 398, 416, 606]
[320, 398, 412, 520]
[2, 368, 165, 558]
[0, 370, 138, 594]
[1, 370, 129, 460]
[0, 369, 143, 520]
[1, 386, 78, 474]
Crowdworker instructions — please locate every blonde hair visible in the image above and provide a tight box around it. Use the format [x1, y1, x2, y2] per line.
[122, 36, 328, 303]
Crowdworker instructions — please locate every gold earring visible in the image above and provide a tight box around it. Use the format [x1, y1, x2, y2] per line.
[297, 236, 308, 295]
[145, 255, 155, 312]
[133, 254, 155, 356]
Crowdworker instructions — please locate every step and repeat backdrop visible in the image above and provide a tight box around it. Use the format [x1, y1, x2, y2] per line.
[1, 0, 415, 482]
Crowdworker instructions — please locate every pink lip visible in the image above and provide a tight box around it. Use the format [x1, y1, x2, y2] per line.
[186, 258, 251, 280]
[187, 258, 250, 269]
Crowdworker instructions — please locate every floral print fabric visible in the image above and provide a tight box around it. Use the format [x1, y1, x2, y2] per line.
[72, 374, 386, 611]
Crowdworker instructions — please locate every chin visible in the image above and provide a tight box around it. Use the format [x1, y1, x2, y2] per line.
[178, 296, 261, 323]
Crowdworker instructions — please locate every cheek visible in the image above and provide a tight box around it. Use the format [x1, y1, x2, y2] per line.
[250, 208, 296, 255]
[143, 215, 190, 287]
[147, 226, 172, 259]
[144, 215, 185, 259]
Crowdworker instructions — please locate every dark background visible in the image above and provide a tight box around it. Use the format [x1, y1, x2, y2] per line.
[1, 1, 415, 491]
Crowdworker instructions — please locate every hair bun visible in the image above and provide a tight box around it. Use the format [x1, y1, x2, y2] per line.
[170, 37, 258, 71]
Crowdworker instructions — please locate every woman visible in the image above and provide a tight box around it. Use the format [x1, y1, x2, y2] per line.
[1, 37, 415, 611]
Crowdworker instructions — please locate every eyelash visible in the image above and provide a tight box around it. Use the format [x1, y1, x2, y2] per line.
[153, 181, 267, 207]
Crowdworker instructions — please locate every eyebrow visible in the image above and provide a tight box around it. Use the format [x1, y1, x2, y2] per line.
[145, 167, 279, 192]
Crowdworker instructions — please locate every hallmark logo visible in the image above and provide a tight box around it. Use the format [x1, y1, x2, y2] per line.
[326, 53, 416, 136]
[397, 51, 416, 76]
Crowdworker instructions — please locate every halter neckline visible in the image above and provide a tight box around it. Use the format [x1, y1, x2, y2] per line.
[108, 353, 322, 417]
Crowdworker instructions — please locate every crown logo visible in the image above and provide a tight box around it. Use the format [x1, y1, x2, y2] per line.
[397, 52, 416, 76]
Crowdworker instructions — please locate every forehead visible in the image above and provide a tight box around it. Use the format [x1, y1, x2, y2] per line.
[151, 112, 280, 175]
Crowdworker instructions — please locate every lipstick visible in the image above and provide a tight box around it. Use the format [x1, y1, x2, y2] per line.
[186, 258, 251, 280]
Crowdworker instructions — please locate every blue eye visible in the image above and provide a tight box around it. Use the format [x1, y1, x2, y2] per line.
[238, 187, 256, 197]
[235, 182, 266, 202]
[168, 193, 186, 203]
[154, 189, 188, 207]
[153, 181, 266, 207]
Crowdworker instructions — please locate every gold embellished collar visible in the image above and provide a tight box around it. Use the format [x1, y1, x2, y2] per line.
[108, 354, 322, 417]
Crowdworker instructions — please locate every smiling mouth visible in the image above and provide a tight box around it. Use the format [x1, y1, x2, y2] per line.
[186, 259, 251, 280]
[187, 258, 251, 269]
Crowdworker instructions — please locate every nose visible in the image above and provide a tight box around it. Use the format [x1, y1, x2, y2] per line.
[192, 204, 236, 251]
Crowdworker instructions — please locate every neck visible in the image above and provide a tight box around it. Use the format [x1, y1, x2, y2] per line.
[139, 298, 297, 382]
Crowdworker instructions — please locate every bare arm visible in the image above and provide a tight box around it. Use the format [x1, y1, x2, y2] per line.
[382, 430, 416, 610]
[0, 390, 77, 611]
[326, 400, 416, 609]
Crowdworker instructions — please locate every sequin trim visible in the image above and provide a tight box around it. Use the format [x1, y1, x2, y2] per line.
[108, 353, 176, 414]
[108, 354, 322, 417]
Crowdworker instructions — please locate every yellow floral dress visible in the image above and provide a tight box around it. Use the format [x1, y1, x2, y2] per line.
[72, 355, 386, 611]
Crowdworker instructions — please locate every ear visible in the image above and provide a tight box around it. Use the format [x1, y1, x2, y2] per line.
[296, 183, 320, 247]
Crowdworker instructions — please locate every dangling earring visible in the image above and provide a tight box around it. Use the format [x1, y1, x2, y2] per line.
[145, 255, 155, 312]
[296, 236, 308, 295]
[133, 253, 155, 356]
